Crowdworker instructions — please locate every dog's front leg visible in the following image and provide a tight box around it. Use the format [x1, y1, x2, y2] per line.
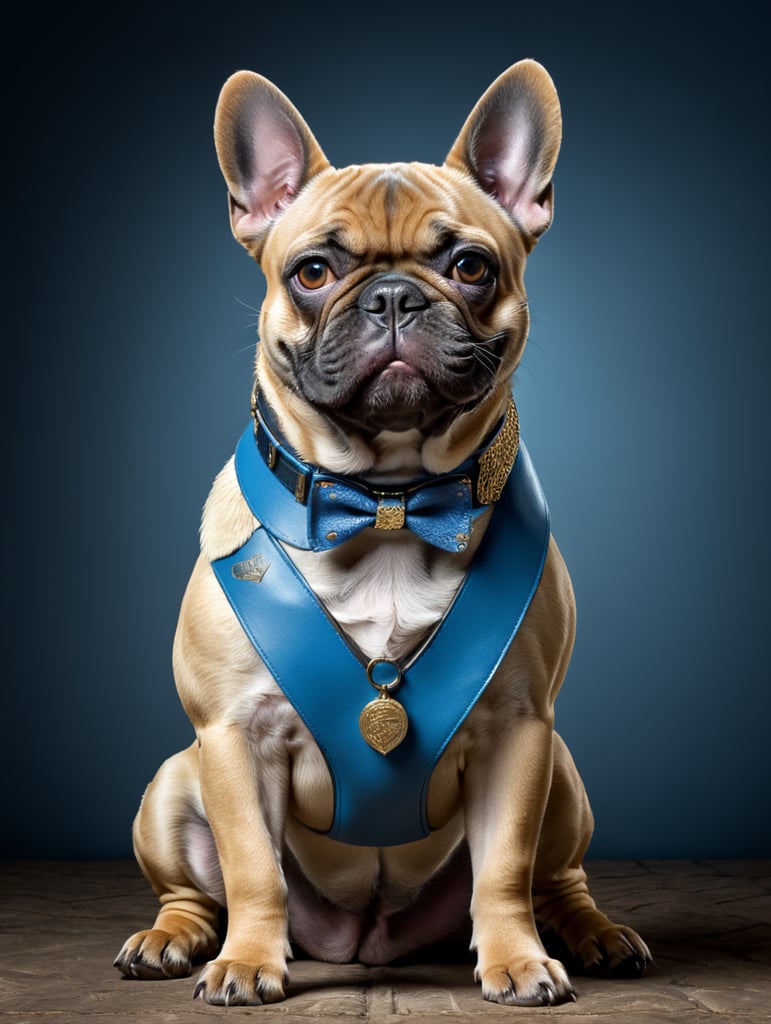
[193, 722, 290, 1006]
[465, 713, 576, 1007]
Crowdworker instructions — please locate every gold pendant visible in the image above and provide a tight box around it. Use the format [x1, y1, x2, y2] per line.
[359, 688, 409, 755]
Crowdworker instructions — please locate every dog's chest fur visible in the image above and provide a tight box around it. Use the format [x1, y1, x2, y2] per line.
[288, 532, 478, 662]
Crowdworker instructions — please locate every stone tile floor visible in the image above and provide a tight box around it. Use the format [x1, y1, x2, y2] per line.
[0, 859, 769, 1022]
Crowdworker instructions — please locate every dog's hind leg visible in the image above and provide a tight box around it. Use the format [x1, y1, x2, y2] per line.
[114, 743, 222, 981]
[532, 733, 652, 977]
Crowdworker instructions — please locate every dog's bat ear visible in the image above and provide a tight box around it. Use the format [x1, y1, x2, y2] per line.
[445, 60, 562, 245]
[214, 71, 331, 255]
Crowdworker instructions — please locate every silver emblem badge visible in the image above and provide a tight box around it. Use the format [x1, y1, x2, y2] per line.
[232, 554, 271, 583]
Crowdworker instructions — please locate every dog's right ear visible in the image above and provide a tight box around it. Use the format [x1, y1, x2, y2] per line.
[214, 72, 331, 256]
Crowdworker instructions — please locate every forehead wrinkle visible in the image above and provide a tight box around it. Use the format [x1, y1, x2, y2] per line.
[332, 167, 454, 262]
[277, 163, 517, 275]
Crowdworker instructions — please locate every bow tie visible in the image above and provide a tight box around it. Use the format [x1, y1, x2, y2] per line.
[233, 388, 519, 554]
[310, 474, 475, 552]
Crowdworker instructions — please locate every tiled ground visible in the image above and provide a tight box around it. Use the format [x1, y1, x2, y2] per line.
[1, 859, 769, 1022]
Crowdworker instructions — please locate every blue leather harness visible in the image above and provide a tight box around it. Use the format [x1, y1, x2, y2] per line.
[211, 404, 550, 847]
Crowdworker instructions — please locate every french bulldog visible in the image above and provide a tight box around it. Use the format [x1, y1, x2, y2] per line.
[115, 59, 651, 1007]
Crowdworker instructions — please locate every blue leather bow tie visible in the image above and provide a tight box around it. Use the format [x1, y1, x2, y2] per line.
[233, 390, 518, 553]
[309, 474, 474, 552]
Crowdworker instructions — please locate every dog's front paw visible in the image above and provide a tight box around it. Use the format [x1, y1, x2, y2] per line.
[477, 957, 576, 1007]
[114, 929, 198, 980]
[193, 958, 288, 1006]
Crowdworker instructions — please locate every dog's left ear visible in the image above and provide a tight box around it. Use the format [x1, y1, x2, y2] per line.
[214, 71, 331, 256]
[445, 60, 562, 245]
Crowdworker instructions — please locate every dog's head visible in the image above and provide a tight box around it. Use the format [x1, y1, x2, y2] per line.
[214, 61, 561, 475]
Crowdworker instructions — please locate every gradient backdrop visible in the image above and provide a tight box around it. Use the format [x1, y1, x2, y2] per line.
[5, 1, 770, 859]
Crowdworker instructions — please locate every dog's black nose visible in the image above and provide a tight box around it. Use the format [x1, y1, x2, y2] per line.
[358, 275, 429, 329]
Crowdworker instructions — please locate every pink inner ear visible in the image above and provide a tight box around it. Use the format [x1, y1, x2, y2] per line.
[251, 113, 305, 213]
[477, 151, 531, 211]
[258, 152, 302, 218]
[230, 115, 306, 236]
[471, 107, 553, 236]
[479, 153, 553, 237]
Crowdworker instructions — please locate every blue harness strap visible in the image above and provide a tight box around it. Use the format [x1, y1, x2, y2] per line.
[211, 441, 549, 847]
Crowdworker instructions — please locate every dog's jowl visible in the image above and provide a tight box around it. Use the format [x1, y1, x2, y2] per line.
[115, 60, 651, 1007]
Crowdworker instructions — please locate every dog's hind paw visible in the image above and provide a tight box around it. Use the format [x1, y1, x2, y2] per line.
[575, 924, 653, 978]
[193, 958, 288, 1006]
[114, 929, 196, 980]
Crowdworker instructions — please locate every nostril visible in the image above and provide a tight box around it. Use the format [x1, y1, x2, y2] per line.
[398, 291, 427, 313]
[358, 275, 429, 324]
[362, 293, 387, 315]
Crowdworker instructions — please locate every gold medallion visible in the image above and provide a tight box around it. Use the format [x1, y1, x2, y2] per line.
[359, 689, 409, 755]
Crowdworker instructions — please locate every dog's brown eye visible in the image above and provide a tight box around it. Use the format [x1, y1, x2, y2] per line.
[451, 253, 492, 285]
[296, 260, 334, 290]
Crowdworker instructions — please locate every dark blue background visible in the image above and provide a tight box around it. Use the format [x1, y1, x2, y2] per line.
[5, 1, 769, 858]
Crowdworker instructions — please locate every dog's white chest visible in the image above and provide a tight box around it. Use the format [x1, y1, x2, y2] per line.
[287, 533, 468, 663]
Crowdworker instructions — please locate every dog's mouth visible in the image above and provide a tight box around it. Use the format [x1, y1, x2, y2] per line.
[337, 358, 441, 432]
[380, 359, 420, 378]
[293, 310, 507, 435]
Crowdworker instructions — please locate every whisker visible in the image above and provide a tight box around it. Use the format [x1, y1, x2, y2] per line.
[513, 363, 538, 387]
[231, 341, 259, 358]
[233, 295, 262, 315]
[472, 347, 498, 373]
[470, 340, 502, 382]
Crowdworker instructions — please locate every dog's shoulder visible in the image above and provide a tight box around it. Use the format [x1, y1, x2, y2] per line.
[199, 456, 258, 562]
